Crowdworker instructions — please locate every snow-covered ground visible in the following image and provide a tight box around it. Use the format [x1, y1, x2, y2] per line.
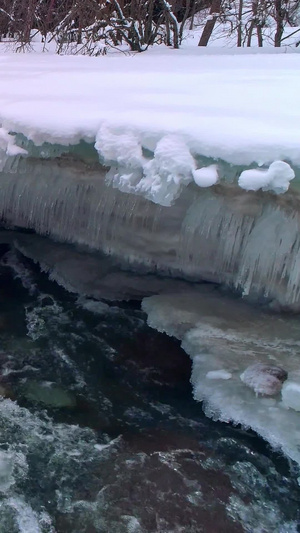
[0, 47, 300, 204]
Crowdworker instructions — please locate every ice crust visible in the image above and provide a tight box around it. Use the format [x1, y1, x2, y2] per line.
[142, 290, 300, 466]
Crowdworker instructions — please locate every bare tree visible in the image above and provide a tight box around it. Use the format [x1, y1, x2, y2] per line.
[247, 0, 264, 47]
[198, 0, 221, 46]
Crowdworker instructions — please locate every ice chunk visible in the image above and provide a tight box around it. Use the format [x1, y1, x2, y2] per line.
[281, 381, 300, 412]
[76, 296, 110, 314]
[142, 290, 300, 466]
[206, 370, 232, 380]
[240, 363, 288, 396]
[193, 164, 218, 187]
[0, 127, 27, 172]
[0, 128, 27, 157]
[238, 160, 295, 194]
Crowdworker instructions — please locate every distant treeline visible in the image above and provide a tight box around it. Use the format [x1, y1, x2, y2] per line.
[0, 0, 299, 53]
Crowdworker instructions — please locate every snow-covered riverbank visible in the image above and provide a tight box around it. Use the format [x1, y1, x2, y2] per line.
[1, 48, 300, 201]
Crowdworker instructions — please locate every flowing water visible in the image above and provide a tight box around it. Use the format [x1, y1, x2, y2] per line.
[0, 241, 298, 532]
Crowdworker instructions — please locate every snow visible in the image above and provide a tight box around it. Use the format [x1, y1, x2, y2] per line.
[0, 48, 300, 203]
[0, 127, 27, 171]
[238, 160, 295, 194]
[193, 164, 219, 187]
[206, 370, 232, 380]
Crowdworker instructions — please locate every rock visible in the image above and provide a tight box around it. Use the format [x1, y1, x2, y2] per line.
[0, 384, 14, 400]
[240, 363, 288, 396]
[281, 381, 300, 412]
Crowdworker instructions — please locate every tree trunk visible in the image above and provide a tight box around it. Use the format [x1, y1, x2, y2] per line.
[189, 0, 197, 30]
[23, 0, 36, 43]
[247, 1, 263, 47]
[145, 0, 155, 44]
[257, 24, 263, 46]
[237, 0, 243, 47]
[274, 0, 285, 47]
[198, 0, 221, 46]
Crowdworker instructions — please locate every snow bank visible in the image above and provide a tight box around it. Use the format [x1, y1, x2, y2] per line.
[142, 290, 300, 467]
[0, 50, 299, 204]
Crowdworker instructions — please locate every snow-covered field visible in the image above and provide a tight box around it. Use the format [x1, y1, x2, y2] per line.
[0, 47, 300, 204]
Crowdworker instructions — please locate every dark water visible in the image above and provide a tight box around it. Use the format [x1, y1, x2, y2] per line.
[0, 244, 298, 533]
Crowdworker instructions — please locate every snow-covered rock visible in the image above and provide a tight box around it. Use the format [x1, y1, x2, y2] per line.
[240, 363, 288, 396]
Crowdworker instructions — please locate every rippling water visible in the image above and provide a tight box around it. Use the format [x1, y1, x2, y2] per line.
[0, 243, 298, 532]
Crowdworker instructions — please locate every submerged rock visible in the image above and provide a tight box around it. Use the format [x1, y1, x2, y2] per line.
[0, 384, 14, 400]
[240, 363, 288, 396]
[23, 381, 76, 408]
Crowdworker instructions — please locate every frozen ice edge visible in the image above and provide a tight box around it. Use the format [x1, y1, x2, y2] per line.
[142, 291, 300, 469]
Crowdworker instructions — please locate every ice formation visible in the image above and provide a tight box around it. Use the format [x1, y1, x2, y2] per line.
[142, 290, 300, 466]
[0, 143, 299, 309]
[281, 380, 300, 412]
[99, 132, 198, 206]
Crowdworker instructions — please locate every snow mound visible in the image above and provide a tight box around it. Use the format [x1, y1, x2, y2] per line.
[239, 160, 295, 194]
[193, 164, 219, 187]
[97, 131, 198, 206]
